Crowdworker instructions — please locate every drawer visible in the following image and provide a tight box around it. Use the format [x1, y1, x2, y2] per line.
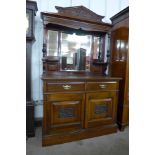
[86, 82, 118, 91]
[46, 82, 85, 92]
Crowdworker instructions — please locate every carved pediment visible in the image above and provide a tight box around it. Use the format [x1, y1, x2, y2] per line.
[55, 6, 104, 22]
[41, 5, 112, 33]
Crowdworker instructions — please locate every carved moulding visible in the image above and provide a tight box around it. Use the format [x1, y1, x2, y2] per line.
[41, 6, 112, 33]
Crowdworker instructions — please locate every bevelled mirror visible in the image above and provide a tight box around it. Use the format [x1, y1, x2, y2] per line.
[47, 30, 104, 71]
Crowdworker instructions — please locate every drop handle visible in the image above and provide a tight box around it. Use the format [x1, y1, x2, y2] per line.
[62, 85, 72, 90]
[99, 84, 106, 89]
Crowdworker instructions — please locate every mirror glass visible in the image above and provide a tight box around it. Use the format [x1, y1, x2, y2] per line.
[47, 31, 59, 56]
[61, 32, 92, 71]
[47, 30, 102, 71]
[93, 36, 100, 59]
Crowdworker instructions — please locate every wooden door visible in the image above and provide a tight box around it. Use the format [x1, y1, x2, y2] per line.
[85, 92, 118, 128]
[110, 27, 129, 129]
[43, 93, 85, 135]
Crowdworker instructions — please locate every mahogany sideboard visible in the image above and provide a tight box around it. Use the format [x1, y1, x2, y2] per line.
[42, 72, 121, 146]
[40, 5, 122, 146]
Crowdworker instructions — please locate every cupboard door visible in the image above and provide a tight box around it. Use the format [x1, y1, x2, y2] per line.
[44, 93, 85, 135]
[85, 92, 118, 128]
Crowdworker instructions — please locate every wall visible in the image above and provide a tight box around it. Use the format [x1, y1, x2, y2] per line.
[31, 0, 129, 119]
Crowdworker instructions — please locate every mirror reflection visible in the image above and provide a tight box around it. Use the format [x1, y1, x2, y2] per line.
[47, 30, 103, 71]
[47, 31, 59, 56]
[61, 33, 91, 71]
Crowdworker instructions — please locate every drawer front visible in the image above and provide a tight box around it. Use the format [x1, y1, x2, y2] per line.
[46, 82, 85, 92]
[86, 82, 118, 91]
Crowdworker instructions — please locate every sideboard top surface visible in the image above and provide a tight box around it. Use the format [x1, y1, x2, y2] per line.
[42, 72, 122, 81]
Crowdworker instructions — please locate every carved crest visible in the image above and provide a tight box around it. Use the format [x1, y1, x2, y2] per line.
[41, 5, 111, 33]
[55, 6, 104, 22]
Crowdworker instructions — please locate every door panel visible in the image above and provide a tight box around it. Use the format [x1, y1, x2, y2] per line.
[88, 98, 113, 120]
[85, 92, 117, 128]
[52, 101, 81, 124]
[44, 93, 85, 134]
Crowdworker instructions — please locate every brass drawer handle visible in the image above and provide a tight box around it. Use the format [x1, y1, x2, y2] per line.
[99, 84, 106, 89]
[62, 85, 71, 90]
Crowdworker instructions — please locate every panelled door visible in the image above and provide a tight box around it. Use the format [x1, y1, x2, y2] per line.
[85, 91, 118, 128]
[43, 93, 85, 135]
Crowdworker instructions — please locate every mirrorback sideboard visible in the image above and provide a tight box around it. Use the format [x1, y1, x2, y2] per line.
[41, 6, 122, 146]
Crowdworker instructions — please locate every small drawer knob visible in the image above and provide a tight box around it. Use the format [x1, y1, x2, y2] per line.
[62, 85, 71, 90]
